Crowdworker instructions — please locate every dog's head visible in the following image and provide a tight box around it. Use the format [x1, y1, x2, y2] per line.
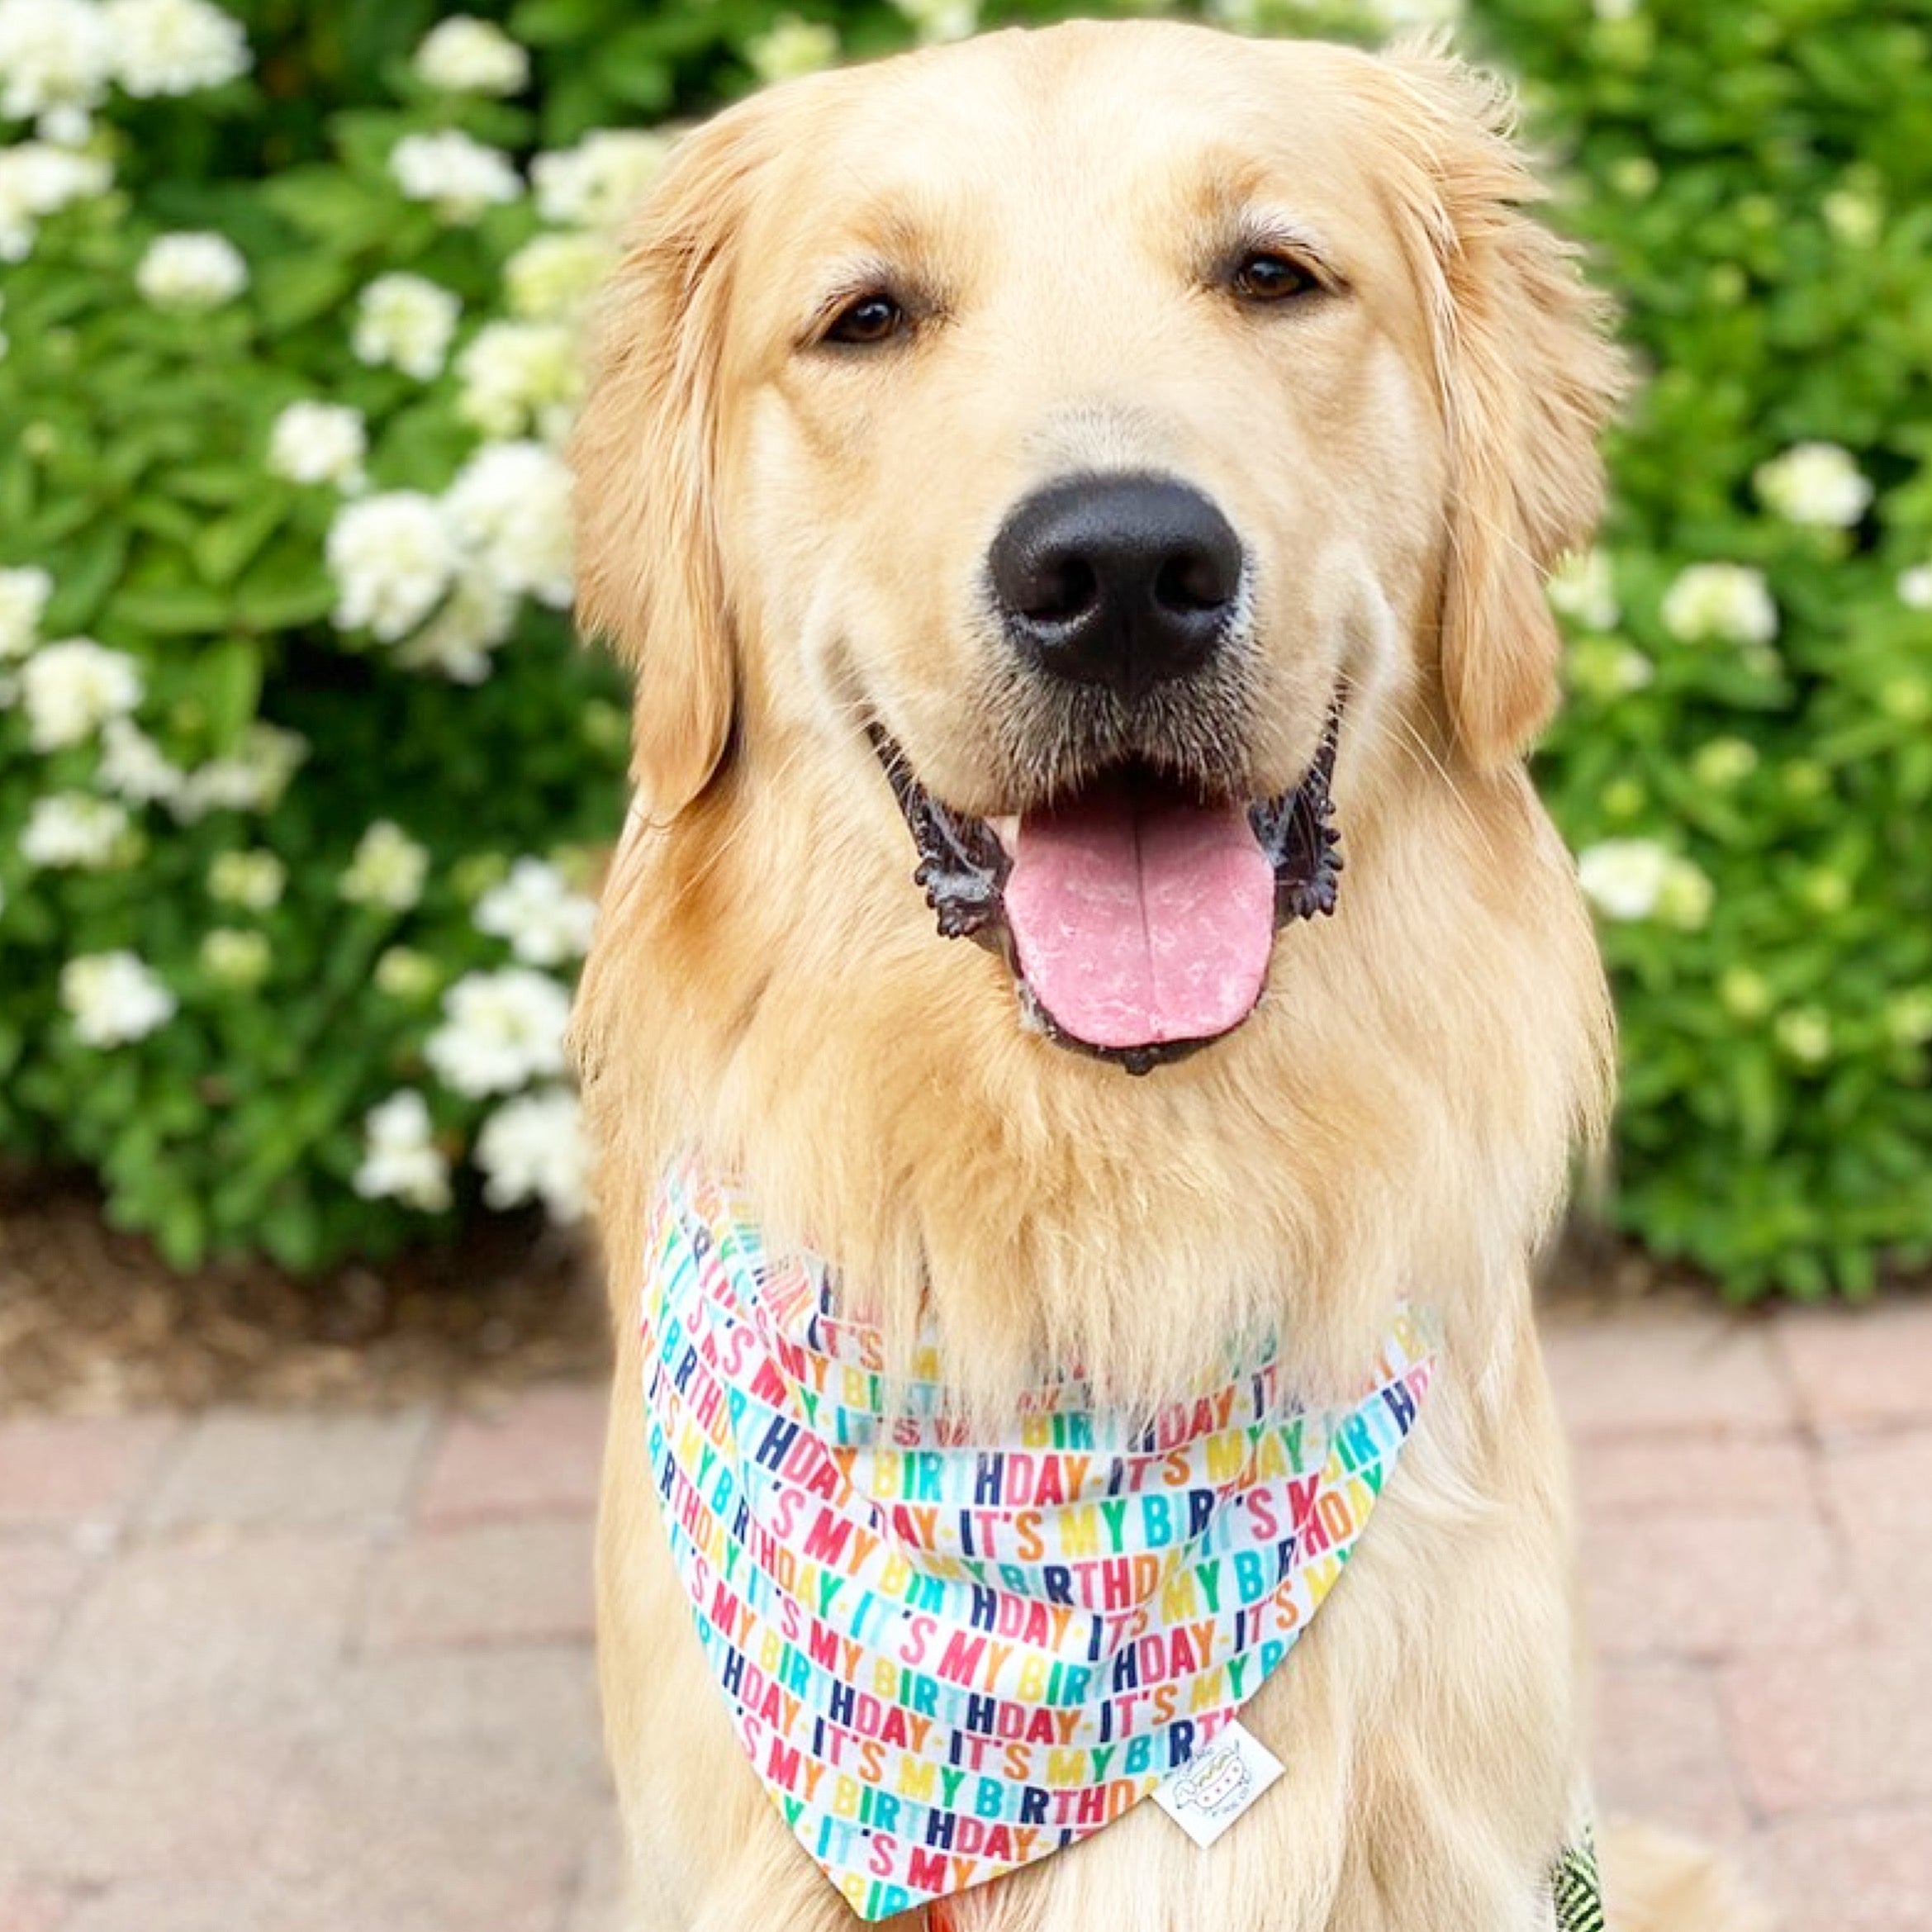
[574, 23, 1621, 1076]
[573, 23, 1621, 1397]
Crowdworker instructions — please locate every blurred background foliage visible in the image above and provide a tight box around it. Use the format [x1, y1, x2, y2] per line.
[1, 0, 1928, 1296]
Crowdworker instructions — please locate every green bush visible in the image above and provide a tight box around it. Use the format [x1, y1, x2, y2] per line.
[0, 0, 635, 1268]
[1471, 0, 1932, 1296]
[2, 0, 1926, 1293]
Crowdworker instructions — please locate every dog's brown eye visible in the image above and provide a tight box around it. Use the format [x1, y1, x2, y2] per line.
[826, 293, 906, 345]
[1232, 253, 1317, 303]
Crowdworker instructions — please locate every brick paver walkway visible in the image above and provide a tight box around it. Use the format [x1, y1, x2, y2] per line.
[2, 1298, 1927, 1932]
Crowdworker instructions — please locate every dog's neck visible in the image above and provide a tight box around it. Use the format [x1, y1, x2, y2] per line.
[578, 747, 1609, 1422]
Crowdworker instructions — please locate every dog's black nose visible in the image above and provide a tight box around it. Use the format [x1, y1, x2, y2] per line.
[990, 475, 1242, 701]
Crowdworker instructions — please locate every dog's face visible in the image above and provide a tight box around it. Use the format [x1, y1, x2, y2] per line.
[575, 23, 1620, 1075]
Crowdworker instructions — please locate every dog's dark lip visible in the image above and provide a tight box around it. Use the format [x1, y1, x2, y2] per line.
[868, 708, 1343, 1075]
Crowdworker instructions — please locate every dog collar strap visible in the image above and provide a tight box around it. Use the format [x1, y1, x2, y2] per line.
[639, 1158, 1435, 1922]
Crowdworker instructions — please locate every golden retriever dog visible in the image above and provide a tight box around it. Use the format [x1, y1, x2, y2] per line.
[569, 21, 1768, 1932]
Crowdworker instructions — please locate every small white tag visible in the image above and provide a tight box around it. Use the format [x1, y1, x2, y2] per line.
[1151, 1720, 1285, 1848]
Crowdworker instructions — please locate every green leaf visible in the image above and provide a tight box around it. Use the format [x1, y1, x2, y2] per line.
[112, 583, 232, 634]
[510, 0, 613, 45]
[233, 569, 335, 632]
[196, 639, 265, 748]
[192, 495, 290, 588]
[44, 526, 130, 632]
[255, 253, 361, 331]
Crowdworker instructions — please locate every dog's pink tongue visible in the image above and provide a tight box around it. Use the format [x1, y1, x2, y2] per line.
[1004, 788, 1275, 1051]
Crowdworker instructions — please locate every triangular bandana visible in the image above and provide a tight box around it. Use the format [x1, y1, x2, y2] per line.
[640, 1158, 1435, 1921]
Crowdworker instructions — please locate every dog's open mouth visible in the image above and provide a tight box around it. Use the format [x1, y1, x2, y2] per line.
[873, 712, 1341, 1074]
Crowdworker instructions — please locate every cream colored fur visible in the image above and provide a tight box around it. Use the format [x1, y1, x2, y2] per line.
[570, 22, 1765, 1931]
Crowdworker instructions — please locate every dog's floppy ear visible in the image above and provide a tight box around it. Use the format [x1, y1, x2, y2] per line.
[1364, 45, 1626, 767]
[570, 102, 773, 815]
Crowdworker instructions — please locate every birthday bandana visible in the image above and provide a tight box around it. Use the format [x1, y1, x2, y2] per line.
[640, 1158, 1436, 1921]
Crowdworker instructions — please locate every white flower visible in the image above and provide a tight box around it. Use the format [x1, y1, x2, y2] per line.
[1775, 1008, 1832, 1068]
[746, 15, 839, 83]
[413, 15, 528, 96]
[135, 230, 248, 310]
[1578, 839, 1670, 920]
[207, 847, 283, 909]
[1655, 858, 1714, 929]
[1364, 0, 1463, 25]
[475, 1087, 587, 1222]
[1547, 548, 1619, 633]
[102, 0, 249, 97]
[1577, 839, 1712, 928]
[353, 1091, 452, 1213]
[503, 230, 613, 322]
[474, 857, 597, 966]
[425, 967, 572, 1097]
[393, 572, 515, 684]
[200, 924, 269, 988]
[325, 491, 459, 641]
[455, 320, 580, 441]
[340, 819, 429, 911]
[1659, 563, 1778, 647]
[1885, 989, 1932, 1050]
[0, 565, 54, 662]
[173, 720, 306, 819]
[1897, 564, 1932, 611]
[97, 715, 184, 806]
[0, 0, 113, 125]
[1567, 638, 1652, 703]
[0, 141, 113, 261]
[531, 129, 670, 230]
[373, 945, 439, 1000]
[1754, 441, 1872, 529]
[38, 102, 92, 145]
[19, 638, 143, 751]
[444, 440, 574, 607]
[889, 0, 979, 41]
[21, 792, 130, 868]
[389, 130, 520, 225]
[267, 401, 367, 490]
[1690, 737, 1759, 790]
[60, 950, 175, 1047]
[1822, 189, 1882, 248]
[352, 273, 461, 380]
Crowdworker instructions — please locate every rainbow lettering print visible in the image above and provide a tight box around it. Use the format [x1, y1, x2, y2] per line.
[640, 1160, 1435, 1922]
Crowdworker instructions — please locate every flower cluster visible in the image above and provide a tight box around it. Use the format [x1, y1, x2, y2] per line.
[413, 15, 529, 97]
[530, 130, 670, 231]
[389, 130, 520, 225]
[0, 0, 246, 133]
[325, 441, 574, 680]
[425, 967, 572, 1098]
[135, 230, 249, 308]
[1576, 840, 1714, 930]
[747, 15, 842, 83]
[340, 820, 430, 911]
[0, 142, 112, 261]
[1659, 563, 1778, 648]
[455, 321, 580, 440]
[354, 1092, 452, 1213]
[268, 402, 368, 491]
[19, 637, 142, 751]
[352, 273, 462, 381]
[1753, 442, 1873, 530]
[60, 951, 176, 1046]
[474, 858, 598, 966]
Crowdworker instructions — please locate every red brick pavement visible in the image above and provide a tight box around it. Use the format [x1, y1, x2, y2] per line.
[1, 1299, 1927, 1931]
